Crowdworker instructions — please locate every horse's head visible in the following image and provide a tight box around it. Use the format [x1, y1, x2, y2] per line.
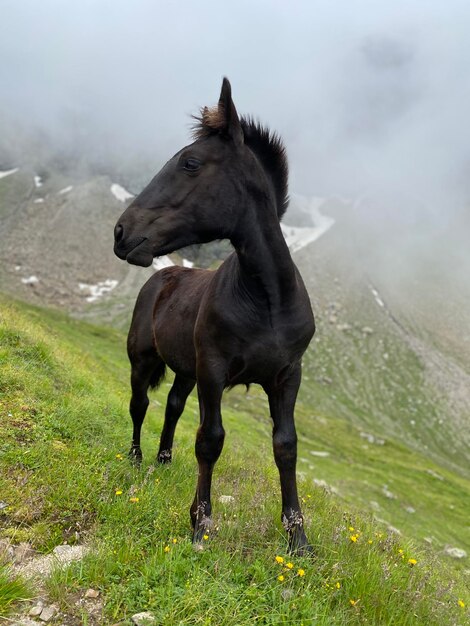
[114, 78, 252, 267]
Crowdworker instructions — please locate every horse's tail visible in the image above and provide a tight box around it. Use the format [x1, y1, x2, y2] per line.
[149, 360, 166, 390]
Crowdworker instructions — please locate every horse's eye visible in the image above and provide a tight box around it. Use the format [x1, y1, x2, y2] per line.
[183, 158, 201, 172]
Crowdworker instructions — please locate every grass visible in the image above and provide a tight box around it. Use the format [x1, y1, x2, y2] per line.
[0, 294, 468, 624]
[0, 565, 30, 617]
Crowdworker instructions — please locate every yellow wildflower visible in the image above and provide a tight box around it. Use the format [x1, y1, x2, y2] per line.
[115, 453, 123, 460]
[203, 534, 209, 541]
[348, 526, 355, 532]
[164, 545, 170, 553]
[275, 555, 284, 564]
[350, 535, 358, 543]
[286, 562, 294, 569]
[278, 575, 285, 582]
[115, 489, 123, 496]
[408, 558, 417, 566]
[349, 599, 359, 606]
[129, 497, 139, 503]
[172, 538, 177, 544]
[458, 599, 465, 608]
[398, 549, 404, 554]
[336, 581, 341, 589]
[297, 569, 305, 577]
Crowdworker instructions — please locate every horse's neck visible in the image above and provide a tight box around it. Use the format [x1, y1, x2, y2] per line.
[230, 199, 297, 310]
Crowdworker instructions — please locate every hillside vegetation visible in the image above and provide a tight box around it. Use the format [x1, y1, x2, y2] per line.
[0, 295, 468, 624]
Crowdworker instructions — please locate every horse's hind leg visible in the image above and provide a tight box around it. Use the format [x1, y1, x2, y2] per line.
[157, 375, 195, 463]
[129, 356, 165, 465]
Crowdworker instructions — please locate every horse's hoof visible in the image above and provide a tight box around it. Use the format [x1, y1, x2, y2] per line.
[192, 517, 213, 546]
[288, 535, 315, 556]
[157, 449, 172, 464]
[128, 447, 143, 466]
[290, 542, 315, 557]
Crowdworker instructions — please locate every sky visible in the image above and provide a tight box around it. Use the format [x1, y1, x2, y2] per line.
[1, 0, 470, 215]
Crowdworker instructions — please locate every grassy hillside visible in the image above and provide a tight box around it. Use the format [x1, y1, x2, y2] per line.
[0, 295, 468, 624]
[294, 222, 470, 477]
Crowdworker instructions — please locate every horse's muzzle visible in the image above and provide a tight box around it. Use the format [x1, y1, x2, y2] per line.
[113, 227, 154, 267]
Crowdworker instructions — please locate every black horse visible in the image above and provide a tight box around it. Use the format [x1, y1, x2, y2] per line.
[114, 79, 315, 552]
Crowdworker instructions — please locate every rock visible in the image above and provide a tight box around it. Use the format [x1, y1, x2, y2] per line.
[131, 611, 156, 625]
[39, 605, 57, 621]
[84, 588, 100, 598]
[382, 485, 396, 500]
[405, 506, 416, 514]
[218, 495, 235, 505]
[310, 450, 330, 457]
[11, 619, 39, 626]
[15, 544, 88, 579]
[360, 432, 385, 445]
[443, 546, 467, 559]
[53, 544, 88, 565]
[336, 323, 352, 331]
[13, 542, 35, 563]
[426, 469, 444, 481]
[313, 478, 338, 495]
[0, 538, 14, 562]
[361, 326, 373, 335]
[29, 601, 44, 616]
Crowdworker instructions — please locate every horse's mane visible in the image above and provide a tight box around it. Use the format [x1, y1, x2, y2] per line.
[192, 108, 289, 221]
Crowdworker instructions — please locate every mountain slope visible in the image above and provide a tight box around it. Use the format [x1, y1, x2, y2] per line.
[292, 205, 470, 476]
[0, 296, 468, 624]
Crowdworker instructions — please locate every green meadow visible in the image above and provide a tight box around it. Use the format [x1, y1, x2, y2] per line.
[0, 295, 468, 624]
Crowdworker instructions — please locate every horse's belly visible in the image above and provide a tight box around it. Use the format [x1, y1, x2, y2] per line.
[225, 338, 303, 387]
[153, 315, 196, 379]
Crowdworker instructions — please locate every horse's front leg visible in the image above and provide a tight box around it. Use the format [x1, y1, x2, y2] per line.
[265, 365, 312, 554]
[190, 376, 225, 548]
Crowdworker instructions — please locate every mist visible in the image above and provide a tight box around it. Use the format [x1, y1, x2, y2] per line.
[1, 0, 470, 225]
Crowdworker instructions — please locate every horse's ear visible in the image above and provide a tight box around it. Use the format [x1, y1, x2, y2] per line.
[218, 77, 243, 146]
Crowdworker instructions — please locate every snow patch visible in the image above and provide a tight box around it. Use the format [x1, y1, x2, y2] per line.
[34, 175, 43, 188]
[58, 185, 73, 195]
[33, 198, 44, 204]
[153, 256, 174, 271]
[21, 276, 39, 285]
[0, 167, 19, 179]
[79, 279, 118, 303]
[281, 194, 334, 253]
[182, 258, 194, 268]
[111, 183, 134, 202]
[370, 285, 385, 308]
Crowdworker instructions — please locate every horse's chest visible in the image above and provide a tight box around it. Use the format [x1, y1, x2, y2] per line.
[220, 316, 313, 386]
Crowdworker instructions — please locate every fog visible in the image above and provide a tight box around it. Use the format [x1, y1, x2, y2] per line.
[1, 0, 470, 220]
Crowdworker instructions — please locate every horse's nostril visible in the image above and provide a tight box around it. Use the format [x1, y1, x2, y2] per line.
[115, 223, 124, 243]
